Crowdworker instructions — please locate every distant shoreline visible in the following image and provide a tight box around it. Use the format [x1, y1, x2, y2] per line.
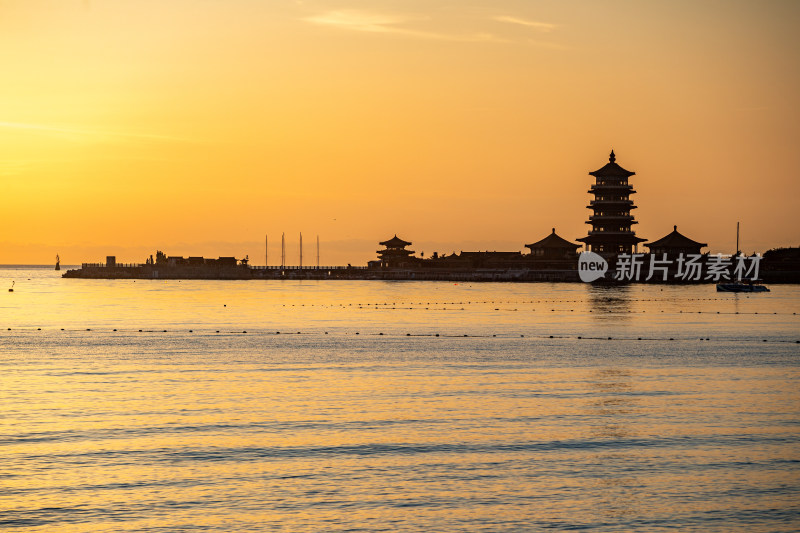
[0, 264, 81, 269]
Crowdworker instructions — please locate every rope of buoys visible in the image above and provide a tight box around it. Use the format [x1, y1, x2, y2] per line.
[5, 327, 799, 344]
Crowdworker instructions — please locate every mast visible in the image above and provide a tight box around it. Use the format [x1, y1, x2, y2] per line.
[736, 221, 740, 255]
[299, 232, 303, 269]
[265, 234, 268, 267]
[281, 232, 285, 269]
[316, 235, 320, 269]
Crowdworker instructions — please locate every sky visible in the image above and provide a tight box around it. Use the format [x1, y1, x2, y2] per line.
[1, 0, 798, 265]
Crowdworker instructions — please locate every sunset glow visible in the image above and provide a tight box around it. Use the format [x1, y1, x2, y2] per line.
[2, 1, 798, 264]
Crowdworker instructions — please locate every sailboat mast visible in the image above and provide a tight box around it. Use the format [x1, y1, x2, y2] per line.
[736, 221, 740, 255]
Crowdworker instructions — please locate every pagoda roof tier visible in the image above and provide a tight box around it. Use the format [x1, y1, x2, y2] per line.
[525, 228, 580, 250]
[589, 184, 633, 190]
[379, 235, 412, 247]
[588, 215, 636, 221]
[645, 226, 707, 249]
[587, 221, 638, 227]
[588, 206, 636, 212]
[377, 249, 414, 256]
[589, 199, 635, 206]
[583, 229, 643, 236]
[589, 186, 635, 194]
[589, 150, 635, 178]
[577, 233, 648, 244]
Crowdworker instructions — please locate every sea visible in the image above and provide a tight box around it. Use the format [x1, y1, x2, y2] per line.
[1, 266, 799, 532]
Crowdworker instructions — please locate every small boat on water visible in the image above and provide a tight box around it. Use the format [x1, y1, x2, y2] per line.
[717, 223, 770, 292]
[717, 282, 769, 293]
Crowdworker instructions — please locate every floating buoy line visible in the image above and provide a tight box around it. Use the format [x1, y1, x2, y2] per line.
[279, 297, 773, 307]
[2, 327, 798, 344]
[270, 299, 798, 315]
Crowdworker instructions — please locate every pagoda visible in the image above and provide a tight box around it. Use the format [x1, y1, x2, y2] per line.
[577, 150, 646, 256]
[376, 235, 416, 269]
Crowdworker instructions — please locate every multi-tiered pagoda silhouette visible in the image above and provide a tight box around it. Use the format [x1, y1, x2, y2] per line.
[577, 150, 646, 256]
[376, 235, 416, 269]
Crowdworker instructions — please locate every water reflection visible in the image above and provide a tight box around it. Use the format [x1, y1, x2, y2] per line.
[589, 368, 635, 439]
[587, 367, 641, 522]
[587, 284, 633, 317]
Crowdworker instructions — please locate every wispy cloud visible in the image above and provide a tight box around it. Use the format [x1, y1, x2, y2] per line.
[303, 10, 508, 43]
[492, 15, 557, 32]
[304, 10, 409, 33]
[0, 121, 195, 143]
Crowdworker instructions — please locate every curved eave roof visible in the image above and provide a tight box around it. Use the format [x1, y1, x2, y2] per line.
[525, 230, 580, 250]
[577, 235, 648, 244]
[377, 249, 414, 255]
[589, 150, 635, 178]
[646, 228, 707, 249]
[379, 235, 412, 247]
[589, 162, 635, 178]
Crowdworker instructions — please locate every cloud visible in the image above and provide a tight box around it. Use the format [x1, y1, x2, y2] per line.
[303, 10, 508, 43]
[303, 10, 409, 33]
[492, 15, 557, 32]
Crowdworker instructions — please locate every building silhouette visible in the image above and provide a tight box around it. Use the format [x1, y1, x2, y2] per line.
[74, 148, 797, 282]
[526, 228, 581, 259]
[646, 225, 707, 257]
[376, 235, 415, 269]
[577, 150, 646, 256]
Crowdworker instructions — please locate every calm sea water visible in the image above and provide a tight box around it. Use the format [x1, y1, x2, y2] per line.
[1, 267, 799, 532]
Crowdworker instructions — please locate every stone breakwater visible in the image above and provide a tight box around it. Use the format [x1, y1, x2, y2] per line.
[62, 263, 581, 281]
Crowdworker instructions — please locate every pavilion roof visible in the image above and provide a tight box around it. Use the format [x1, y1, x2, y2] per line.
[589, 150, 635, 178]
[379, 235, 412, 247]
[526, 228, 580, 250]
[646, 226, 707, 249]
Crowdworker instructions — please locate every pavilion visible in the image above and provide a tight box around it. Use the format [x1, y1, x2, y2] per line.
[376, 235, 417, 269]
[646, 226, 707, 256]
[526, 229, 581, 259]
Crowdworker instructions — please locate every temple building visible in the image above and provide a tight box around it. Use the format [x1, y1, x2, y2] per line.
[646, 226, 707, 256]
[526, 229, 581, 259]
[577, 150, 647, 256]
[376, 235, 417, 269]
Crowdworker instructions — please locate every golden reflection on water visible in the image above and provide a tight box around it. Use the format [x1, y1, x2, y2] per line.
[3, 356, 799, 531]
[1, 270, 799, 531]
[587, 285, 634, 316]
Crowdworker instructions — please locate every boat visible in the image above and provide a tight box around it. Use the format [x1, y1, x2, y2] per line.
[716, 282, 769, 292]
[716, 222, 770, 292]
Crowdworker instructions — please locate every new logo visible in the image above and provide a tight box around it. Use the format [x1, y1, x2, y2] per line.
[578, 251, 608, 282]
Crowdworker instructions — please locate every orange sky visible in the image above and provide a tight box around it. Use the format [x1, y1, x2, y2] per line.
[1, 0, 798, 265]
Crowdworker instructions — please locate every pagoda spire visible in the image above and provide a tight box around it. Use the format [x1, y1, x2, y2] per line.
[609, 149, 616, 163]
